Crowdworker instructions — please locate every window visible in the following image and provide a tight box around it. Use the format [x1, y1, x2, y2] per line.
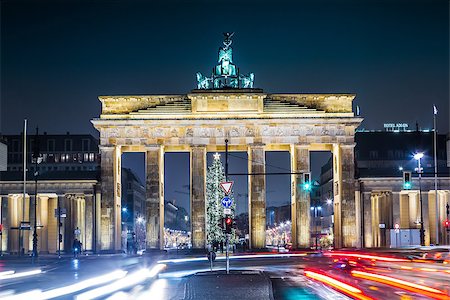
[387, 150, 394, 159]
[395, 150, 403, 159]
[89, 153, 95, 162]
[369, 150, 379, 159]
[82, 139, 90, 151]
[64, 139, 72, 151]
[61, 154, 66, 163]
[84, 153, 89, 162]
[47, 139, 55, 152]
[12, 140, 19, 152]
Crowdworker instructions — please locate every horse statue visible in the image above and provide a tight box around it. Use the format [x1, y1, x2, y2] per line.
[196, 72, 211, 89]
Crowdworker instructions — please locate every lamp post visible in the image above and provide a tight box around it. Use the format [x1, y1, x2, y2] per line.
[414, 152, 425, 246]
[32, 127, 42, 259]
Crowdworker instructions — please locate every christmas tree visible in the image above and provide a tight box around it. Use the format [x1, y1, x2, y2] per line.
[206, 152, 237, 246]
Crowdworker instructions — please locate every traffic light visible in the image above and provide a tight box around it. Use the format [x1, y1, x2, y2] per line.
[302, 172, 312, 191]
[59, 234, 63, 243]
[444, 220, 450, 231]
[403, 171, 412, 190]
[224, 216, 233, 234]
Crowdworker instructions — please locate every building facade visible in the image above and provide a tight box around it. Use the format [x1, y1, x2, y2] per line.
[0, 134, 100, 254]
[355, 130, 450, 247]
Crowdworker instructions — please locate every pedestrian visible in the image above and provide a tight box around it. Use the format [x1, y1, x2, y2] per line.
[73, 238, 81, 258]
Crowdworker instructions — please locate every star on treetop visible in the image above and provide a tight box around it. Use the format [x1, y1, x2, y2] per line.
[213, 152, 221, 160]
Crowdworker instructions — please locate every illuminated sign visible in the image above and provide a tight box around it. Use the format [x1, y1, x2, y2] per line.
[383, 123, 409, 131]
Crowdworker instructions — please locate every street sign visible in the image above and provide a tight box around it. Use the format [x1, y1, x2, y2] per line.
[221, 196, 232, 208]
[379, 223, 386, 229]
[54, 208, 67, 218]
[223, 208, 231, 215]
[394, 223, 400, 233]
[220, 181, 234, 195]
[20, 222, 31, 230]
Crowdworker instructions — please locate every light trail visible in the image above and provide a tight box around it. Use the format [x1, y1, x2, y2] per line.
[75, 264, 166, 300]
[305, 270, 374, 300]
[40, 269, 127, 299]
[158, 252, 307, 264]
[324, 252, 408, 262]
[351, 270, 450, 300]
[0, 269, 42, 280]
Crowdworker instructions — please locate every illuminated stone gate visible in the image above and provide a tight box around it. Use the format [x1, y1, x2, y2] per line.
[92, 34, 363, 251]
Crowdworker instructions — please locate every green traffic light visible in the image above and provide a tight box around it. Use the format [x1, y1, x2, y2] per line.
[303, 182, 311, 191]
[403, 182, 411, 190]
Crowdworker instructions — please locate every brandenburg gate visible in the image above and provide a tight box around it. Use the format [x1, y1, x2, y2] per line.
[92, 34, 363, 251]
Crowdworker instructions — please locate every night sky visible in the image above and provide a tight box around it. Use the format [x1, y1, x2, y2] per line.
[1, 0, 449, 215]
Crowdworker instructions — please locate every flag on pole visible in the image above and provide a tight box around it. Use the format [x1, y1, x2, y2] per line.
[433, 105, 438, 115]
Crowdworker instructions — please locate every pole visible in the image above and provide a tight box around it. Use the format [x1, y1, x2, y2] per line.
[226, 234, 229, 274]
[418, 158, 425, 246]
[32, 127, 39, 259]
[225, 139, 229, 181]
[58, 196, 61, 258]
[225, 138, 230, 272]
[21, 119, 27, 256]
[433, 111, 439, 245]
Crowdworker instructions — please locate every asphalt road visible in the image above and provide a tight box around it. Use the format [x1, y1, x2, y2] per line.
[0, 250, 449, 299]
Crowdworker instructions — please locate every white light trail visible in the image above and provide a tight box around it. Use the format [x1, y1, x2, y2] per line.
[158, 252, 307, 264]
[75, 264, 165, 300]
[0, 269, 42, 280]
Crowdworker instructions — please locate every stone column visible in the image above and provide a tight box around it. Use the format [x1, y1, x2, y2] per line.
[94, 186, 102, 253]
[399, 193, 410, 228]
[248, 144, 266, 249]
[290, 144, 310, 249]
[85, 194, 94, 251]
[362, 192, 373, 247]
[422, 192, 430, 246]
[191, 146, 206, 249]
[76, 195, 86, 250]
[99, 145, 122, 252]
[1, 196, 7, 252]
[63, 194, 73, 253]
[146, 145, 164, 250]
[37, 195, 49, 253]
[370, 194, 380, 247]
[428, 191, 439, 245]
[47, 196, 57, 254]
[334, 143, 358, 248]
[392, 192, 400, 227]
[408, 192, 419, 228]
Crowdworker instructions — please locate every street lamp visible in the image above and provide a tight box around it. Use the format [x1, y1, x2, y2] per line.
[414, 152, 425, 246]
[32, 127, 42, 259]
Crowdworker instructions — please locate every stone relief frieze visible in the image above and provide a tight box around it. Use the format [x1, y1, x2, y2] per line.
[229, 127, 241, 137]
[170, 128, 178, 137]
[153, 128, 164, 137]
[215, 128, 225, 137]
[186, 128, 194, 137]
[245, 127, 255, 137]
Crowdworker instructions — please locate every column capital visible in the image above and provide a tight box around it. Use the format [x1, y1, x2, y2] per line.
[190, 144, 207, 149]
[339, 143, 356, 149]
[98, 145, 115, 151]
[248, 143, 265, 148]
[144, 144, 163, 151]
[293, 143, 310, 149]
